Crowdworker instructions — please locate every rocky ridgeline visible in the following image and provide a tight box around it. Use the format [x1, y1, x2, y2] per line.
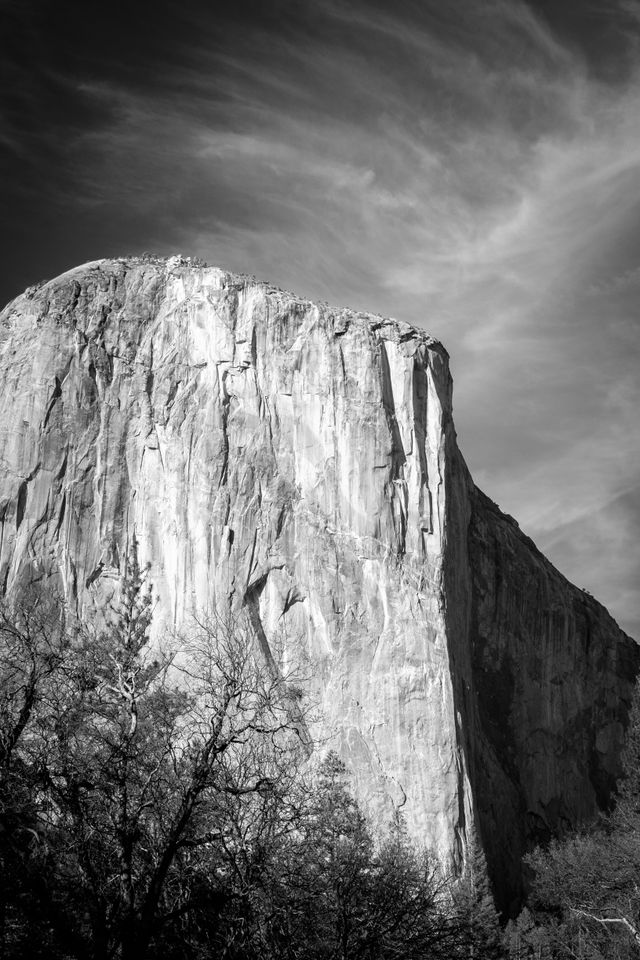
[0, 256, 637, 909]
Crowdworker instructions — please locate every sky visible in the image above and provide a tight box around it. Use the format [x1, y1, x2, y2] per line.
[1, 0, 639, 637]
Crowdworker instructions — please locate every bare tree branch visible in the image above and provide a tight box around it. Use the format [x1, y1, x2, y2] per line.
[570, 906, 640, 947]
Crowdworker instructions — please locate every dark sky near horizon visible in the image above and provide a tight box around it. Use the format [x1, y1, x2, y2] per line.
[2, 0, 640, 637]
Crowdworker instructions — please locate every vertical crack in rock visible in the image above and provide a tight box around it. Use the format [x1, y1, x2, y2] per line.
[85, 562, 104, 589]
[413, 356, 432, 546]
[0, 502, 6, 562]
[54, 492, 66, 539]
[379, 341, 408, 555]
[15, 481, 27, 531]
[42, 377, 62, 430]
[218, 367, 231, 489]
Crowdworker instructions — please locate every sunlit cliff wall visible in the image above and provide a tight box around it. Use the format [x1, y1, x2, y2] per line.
[0, 257, 636, 907]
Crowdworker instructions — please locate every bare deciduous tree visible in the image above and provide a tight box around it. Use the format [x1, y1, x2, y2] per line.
[0, 546, 312, 960]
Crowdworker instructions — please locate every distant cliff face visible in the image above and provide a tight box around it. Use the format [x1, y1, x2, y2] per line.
[0, 257, 637, 906]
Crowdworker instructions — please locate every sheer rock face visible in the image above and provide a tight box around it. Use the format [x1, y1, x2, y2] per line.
[0, 258, 637, 903]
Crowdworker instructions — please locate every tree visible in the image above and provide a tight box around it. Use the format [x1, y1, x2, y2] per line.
[454, 827, 505, 959]
[0, 587, 72, 958]
[366, 812, 462, 960]
[504, 906, 551, 960]
[0, 543, 310, 960]
[249, 751, 463, 960]
[252, 751, 373, 960]
[527, 831, 640, 959]
[526, 679, 640, 959]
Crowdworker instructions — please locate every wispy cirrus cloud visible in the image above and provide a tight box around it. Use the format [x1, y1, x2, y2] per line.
[1, 0, 639, 633]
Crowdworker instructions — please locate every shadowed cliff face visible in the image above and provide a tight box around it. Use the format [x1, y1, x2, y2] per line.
[0, 257, 637, 906]
[444, 484, 640, 910]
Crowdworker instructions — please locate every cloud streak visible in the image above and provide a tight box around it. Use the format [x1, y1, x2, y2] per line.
[1, 0, 639, 633]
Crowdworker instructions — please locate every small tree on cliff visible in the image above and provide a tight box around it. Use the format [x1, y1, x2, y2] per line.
[0, 543, 310, 960]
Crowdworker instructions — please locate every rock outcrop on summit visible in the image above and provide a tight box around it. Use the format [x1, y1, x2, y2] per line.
[0, 256, 637, 908]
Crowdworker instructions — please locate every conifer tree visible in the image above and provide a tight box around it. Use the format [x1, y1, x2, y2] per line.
[504, 907, 551, 960]
[455, 827, 505, 959]
[273, 751, 373, 959]
[258, 753, 463, 960]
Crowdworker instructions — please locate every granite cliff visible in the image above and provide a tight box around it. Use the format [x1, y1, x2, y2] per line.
[0, 256, 637, 908]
